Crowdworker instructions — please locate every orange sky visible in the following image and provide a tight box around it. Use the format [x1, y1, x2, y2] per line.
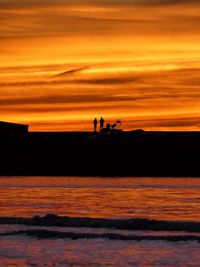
[0, 0, 200, 131]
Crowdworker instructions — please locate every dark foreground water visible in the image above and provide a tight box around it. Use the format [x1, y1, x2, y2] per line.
[0, 176, 199, 266]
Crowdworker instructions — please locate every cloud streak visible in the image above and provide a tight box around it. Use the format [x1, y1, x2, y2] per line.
[0, 0, 200, 131]
[1, 0, 200, 38]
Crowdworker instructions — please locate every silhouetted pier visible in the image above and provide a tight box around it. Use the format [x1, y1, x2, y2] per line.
[1, 125, 200, 176]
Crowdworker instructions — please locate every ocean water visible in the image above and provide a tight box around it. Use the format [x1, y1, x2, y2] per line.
[0, 176, 199, 220]
[0, 176, 200, 266]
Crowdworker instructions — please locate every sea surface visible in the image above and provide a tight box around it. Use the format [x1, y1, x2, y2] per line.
[0, 176, 200, 266]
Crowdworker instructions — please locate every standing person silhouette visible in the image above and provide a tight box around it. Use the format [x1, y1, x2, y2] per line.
[93, 118, 97, 132]
[100, 117, 105, 131]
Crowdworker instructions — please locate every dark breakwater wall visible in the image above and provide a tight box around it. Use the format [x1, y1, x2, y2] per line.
[1, 131, 200, 176]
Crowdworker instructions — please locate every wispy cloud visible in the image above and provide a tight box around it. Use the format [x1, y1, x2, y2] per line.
[55, 66, 90, 77]
[0, 0, 200, 130]
[1, 0, 199, 37]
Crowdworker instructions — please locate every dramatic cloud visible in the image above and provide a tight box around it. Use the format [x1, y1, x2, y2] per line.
[0, 0, 200, 130]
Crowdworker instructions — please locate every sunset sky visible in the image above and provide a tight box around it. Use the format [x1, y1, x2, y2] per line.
[0, 0, 200, 131]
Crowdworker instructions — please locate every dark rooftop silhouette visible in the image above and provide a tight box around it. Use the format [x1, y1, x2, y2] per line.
[0, 121, 29, 141]
[0, 121, 28, 128]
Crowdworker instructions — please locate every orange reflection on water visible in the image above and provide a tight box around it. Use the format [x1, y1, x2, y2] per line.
[0, 177, 199, 221]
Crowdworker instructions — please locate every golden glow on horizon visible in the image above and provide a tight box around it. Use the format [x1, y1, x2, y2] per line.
[0, 0, 200, 131]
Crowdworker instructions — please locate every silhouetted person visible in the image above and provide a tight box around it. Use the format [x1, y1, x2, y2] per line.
[100, 117, 105, 131]
[93, 118, 97, 132]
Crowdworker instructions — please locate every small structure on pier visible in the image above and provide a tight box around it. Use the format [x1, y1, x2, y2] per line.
[0, 121, 29, 142]
[101, 120, 123, 135]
